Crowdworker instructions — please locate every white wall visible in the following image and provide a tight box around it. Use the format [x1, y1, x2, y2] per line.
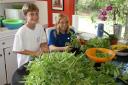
[0, 3, 24, 17]
[35, 1, 48, 27]
[0, 1, 48, 27]
[0, 4, 11, 16]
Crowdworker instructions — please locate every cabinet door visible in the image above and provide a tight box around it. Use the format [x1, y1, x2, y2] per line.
[4, 47, 18, 84]
[0, 49, 7, 85]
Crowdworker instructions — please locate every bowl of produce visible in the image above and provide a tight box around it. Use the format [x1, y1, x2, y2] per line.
[112, 44, 128, 56]
[85, 48, 116, 63]
[2, 19, 24, 30]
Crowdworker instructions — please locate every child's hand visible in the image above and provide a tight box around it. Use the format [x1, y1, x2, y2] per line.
[34, 50, 43, 57]
[78, 38, 86, 45]
[40, 43, 49, 53]
[65, 46, 72, 51]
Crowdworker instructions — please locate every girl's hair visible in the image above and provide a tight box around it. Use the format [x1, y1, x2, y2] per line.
[22, 3, 39, 15]
[55, 14, 70, 34]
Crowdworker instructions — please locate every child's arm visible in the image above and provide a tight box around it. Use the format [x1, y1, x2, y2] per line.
[49, 45, 70, 52]
[14, 50, 42, 57]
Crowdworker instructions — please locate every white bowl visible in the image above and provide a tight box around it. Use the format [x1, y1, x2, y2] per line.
[116, 51, 128, 56]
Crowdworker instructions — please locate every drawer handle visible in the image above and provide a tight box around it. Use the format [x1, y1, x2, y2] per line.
[2, 42, 5, 45]
[0, 54, 2, 57]
[8, 52, 11, 55]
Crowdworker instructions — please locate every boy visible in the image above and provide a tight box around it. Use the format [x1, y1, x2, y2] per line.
[13, 3, 47, 68]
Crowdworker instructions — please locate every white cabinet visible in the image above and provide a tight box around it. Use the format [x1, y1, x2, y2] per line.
[4, 47, 17, 84]
[0, 0, 35, 3]
[0, 29, 17, 84]
[0, 49, 6, 85]
[0, 36, 14, 49]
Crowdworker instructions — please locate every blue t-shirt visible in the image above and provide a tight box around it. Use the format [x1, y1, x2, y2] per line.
[48, 29, 75, 47]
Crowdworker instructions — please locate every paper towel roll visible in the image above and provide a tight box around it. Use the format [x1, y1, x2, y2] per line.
[72, 15, 79, 32]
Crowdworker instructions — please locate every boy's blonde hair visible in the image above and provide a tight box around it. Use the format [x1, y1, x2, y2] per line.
[22, 3, 39, 15]
[55, 14, 70, 34]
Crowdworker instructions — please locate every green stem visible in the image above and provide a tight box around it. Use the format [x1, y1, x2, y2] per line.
[103, 30, 110, 36]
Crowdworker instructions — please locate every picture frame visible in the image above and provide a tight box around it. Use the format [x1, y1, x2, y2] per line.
[52, 0, 64, 10]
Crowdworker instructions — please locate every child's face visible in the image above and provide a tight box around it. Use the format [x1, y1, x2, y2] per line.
[26, 10, 39, 25]
[59, 18, 68, 32]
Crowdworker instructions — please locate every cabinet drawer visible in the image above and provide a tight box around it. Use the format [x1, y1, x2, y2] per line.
[0, 37, 14, 48]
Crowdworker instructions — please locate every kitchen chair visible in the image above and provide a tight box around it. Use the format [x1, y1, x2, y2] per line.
[45, 26, 76, 52]
[45, 26, 77, 42]
[45, 27, 55, 52]
[45, 27, 55, 42]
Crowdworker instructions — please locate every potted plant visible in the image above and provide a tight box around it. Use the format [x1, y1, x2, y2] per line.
[103, 30, 118, 45]
[109, 34, 118, 45]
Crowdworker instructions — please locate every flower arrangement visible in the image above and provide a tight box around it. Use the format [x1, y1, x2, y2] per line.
[98, 5, 113, 21]
[89, 0, 127, 25]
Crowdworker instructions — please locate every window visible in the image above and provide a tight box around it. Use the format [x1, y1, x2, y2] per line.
[74, 0, 125, 38]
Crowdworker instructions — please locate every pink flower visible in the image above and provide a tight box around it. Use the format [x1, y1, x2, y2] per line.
[98, 5, 113, 21]
[98, 14, 107, 21]
[106, 5, 113, 11]
[101, 10, 107, 16]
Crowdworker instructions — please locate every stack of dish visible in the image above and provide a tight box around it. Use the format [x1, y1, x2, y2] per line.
[111, 44, 128, 56]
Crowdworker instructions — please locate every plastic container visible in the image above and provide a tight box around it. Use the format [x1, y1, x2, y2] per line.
[85, 48, 116, 63]
[2, 19, 24, 30]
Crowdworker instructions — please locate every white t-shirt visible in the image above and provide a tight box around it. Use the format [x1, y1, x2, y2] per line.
[13, 23, 46, 68]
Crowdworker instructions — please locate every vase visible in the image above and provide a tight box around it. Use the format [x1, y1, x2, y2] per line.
[97, 23, 104, 37]
[113, 24, 122, 39]
[124, 14, 128, 40]
[72, 15, 79, 32]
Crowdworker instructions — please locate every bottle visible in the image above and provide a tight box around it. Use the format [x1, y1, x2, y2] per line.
[0, 16, 5, 27]
[97, 23, 104, 37]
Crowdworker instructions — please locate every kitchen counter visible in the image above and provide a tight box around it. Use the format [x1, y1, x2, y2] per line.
[77, 32, 128, 45]
[77, 32, 96, 40]
[0, 27, 17, 38]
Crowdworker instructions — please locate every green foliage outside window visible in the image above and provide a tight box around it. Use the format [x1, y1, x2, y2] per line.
[75, 0, 128, 24]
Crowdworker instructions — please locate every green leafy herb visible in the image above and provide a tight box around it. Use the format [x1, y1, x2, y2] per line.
[96, 50, 112, 58]
[66, 32, 81, 49]
[24, 52, 122, 85]
[86, 37, 110, 49]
